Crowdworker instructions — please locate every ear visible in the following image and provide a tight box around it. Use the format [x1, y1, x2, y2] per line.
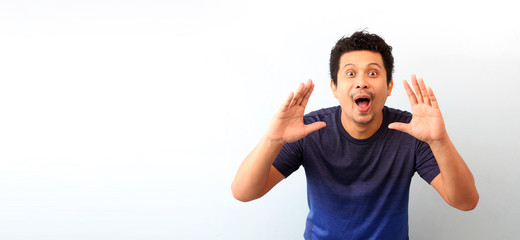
[330, 79, 337, 98]
[387, 78, 394, 96]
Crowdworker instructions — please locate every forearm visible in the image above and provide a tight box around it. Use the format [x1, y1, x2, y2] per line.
[429, 136, 479, 210]
[231, 135, 284, 202]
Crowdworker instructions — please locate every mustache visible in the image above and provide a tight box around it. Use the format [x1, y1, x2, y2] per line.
[350, 90, 375, 99]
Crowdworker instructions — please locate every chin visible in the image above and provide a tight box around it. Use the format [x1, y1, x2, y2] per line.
[353, 115, 375, 125]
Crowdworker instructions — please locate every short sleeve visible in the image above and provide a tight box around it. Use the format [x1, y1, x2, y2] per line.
[272, 139, 304, 178]
[415, 140, 441, 184]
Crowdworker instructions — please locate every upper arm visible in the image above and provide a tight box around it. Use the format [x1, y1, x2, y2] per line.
[430, 169, 479, 211]
[256, 165, 286, 199]
[430, 173, 455, 207]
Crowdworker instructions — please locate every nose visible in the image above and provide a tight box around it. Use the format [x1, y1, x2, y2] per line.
[355, 76, 369, 89]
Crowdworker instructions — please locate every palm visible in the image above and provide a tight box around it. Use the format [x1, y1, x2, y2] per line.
[267, 80, 326, 143]
[389, 75, 447, 144]
[407, 101, 446, 143]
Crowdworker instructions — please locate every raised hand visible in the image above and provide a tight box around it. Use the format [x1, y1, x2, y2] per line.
[388, 74, 448, 144]
[266, 79, 326, 144]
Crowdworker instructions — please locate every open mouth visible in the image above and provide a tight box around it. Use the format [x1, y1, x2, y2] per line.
[354, 95, 371, 112]
[355, 98, 370, 108]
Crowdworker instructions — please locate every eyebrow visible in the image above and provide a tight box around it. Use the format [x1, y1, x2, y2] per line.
[342, 62, 382, 69]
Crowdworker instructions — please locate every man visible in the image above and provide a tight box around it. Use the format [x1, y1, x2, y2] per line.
[231, 31, 478, 239]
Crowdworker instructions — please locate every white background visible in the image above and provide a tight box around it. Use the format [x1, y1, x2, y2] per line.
[1, 0, 519, 239]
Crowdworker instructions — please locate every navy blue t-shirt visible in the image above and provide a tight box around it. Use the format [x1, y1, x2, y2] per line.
[273, 106, 440, 240]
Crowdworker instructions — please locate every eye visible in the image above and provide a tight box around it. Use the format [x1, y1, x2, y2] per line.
[368, 71, 378, 76]
[346, 71, 355, 76]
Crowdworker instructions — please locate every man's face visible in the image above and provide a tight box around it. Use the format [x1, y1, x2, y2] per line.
[331, 50, 393, 126]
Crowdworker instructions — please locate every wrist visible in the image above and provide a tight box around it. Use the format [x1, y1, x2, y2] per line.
[428, 134, 451, 150]
[262, 134, 287, 148]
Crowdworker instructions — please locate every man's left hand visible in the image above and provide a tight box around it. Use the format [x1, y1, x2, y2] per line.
[388, 74, 448, 144]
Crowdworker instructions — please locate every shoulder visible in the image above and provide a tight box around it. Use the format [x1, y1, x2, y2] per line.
[303, 106, 340, 124]
[385, 106, 412, 124]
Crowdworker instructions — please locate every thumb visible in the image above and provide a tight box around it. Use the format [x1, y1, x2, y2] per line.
[303, 121, 327, 136]
[388, 122, 411, 134]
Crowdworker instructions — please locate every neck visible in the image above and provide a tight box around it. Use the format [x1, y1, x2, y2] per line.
[341, 110, 384, 140]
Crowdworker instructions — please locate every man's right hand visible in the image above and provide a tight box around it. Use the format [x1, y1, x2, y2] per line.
[231, 79, 326, 202]
[265, 79, 327, 144]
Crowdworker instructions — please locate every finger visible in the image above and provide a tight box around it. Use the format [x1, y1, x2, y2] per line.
[428, 87, 440, 109]
[296, 79, 313, 106]
[300, 80, 315, 107]
[303, 121, 327, 136]
[388, 122, 412, 134]
[411, 74, 424, 104]
[418, 77, 431, 106]
[280, 91, 294, 111]
[403, 80, 418, 105]
[289, 82, 305, 107]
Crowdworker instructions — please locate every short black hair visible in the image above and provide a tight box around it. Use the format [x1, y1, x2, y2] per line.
[330, 31, 394, 85]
